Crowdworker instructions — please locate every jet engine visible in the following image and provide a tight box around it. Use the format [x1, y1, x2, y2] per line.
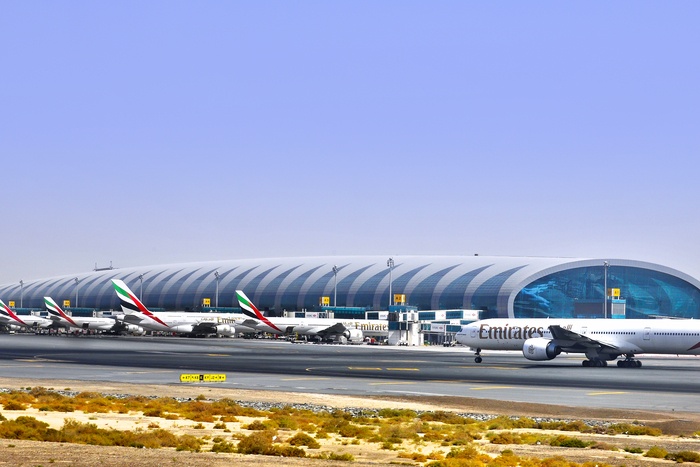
[522, 337, 561, 361]
[215, 324, 235, 337]
[122, 324, 146, 335]
[171, 324, 195, 334]
[343, 328, 364, 344]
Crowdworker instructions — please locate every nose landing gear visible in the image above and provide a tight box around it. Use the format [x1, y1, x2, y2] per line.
[474, 348, 482, 363]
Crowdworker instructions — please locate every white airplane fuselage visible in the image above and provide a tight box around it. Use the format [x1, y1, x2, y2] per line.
[54, 315, 116, 331]
[122, 311, 252, 335]
[456, 318, 700, 365]
[252, 317, 389, 338]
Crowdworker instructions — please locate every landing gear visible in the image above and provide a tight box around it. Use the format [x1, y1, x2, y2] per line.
[474, 348, 482, 364]
[617, 354, 642, 368]
[582, 358, 607, 367]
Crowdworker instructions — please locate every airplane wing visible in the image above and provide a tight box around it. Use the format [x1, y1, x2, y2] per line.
[121, 314, 145, 325]
[548, 325, 620, 352]
[312, 322, 349, 337]
[241, 319, 261, 329]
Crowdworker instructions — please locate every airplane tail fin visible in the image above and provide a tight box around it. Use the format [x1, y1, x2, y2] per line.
[111, 280, 151, 315]
[44, 296, 77, 326]
[236, 290, 282, 333]
[0, 299, 27, 326]
[112, 279, 169, 328]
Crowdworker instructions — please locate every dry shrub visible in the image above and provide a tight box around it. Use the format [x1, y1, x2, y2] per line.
[288, 432, 321, 448]
[0, 416, 50, 441]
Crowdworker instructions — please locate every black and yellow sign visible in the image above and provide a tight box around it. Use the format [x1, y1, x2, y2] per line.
[319, 296, 330, 306]
[607, 288, 621, 298]
[63, 300, 71, 308]
[8, 301, 15, 308]
[180, 373, 226, 383]
[202, 298, 211, 306]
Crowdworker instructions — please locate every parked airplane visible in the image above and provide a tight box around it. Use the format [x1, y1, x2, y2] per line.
[456, 318, 700, 367]
[44, 297, 117, 332]
[0, 299, 53, 331]
[111, 279, 249, 337]
[235, 290, 388, 343]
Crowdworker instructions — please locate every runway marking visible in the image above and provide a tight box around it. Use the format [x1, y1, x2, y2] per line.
[348, 367, 383, 371]
[282, 377, 331, 381]
[386, 368, 420, 371]
[456, 366, 519, 370]
[469, 386, 513, 390]
[123, 370, 173, 374]
[206, 353, 230, 357]
[376, 360, 429, 363]
[587, 391, 627, 396]
[15, 358, 64, 363]
[368, 381, 417, 386]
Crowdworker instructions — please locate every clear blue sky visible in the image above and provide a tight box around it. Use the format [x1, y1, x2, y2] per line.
[2, 1, 699, 285]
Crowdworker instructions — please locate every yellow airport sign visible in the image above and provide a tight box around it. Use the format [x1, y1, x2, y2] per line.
[608, 288, 621, 298]
[63, 300, 71, 308]
[180, 373, 227, 383]
[8, 301, 15, 308]
[320, 296, 330, 306]
[202, 298, 211, 306]
[394, 294, 406, 305]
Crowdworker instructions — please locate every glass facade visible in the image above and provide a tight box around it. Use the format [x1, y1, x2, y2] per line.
[514, 266, 700, 319]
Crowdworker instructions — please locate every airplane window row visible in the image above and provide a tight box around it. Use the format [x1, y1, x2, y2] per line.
[591, 331, 635, 335]
[654, 332, 700, 336]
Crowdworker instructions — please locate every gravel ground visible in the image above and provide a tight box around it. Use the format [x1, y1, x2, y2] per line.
[0, 377, 699, 466]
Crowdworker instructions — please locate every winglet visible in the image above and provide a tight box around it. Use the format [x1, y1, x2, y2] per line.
[44, 296, 77, 326]
[0, 299, 27, 326]
[111, 279, 169, 328]
[236, 290, 282, 333]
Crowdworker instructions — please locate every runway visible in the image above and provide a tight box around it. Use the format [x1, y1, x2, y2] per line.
[1, 334, 698, 414]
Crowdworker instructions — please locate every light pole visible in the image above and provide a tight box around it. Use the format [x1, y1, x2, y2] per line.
[603, 261, 609, 319]
[332, 265, 338, 307]
[214, 271, 220, 309]
[74, 278, 80, 308]
[387, 257, 394, 308]
[139, 274, 145, 301]
[19, 280, 23, 308]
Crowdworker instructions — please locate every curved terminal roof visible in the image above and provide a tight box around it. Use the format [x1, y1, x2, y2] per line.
[1, 256, 699, 319]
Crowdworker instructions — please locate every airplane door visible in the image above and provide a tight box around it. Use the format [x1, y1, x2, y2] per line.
[643, 327, 651, 341]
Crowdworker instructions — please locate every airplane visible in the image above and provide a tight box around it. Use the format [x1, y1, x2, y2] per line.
[455, 317, 700, 368]
[111, 279, 251, 337]
[44, 296, 117, 332]
[0, 299, 54, 331]
[235, 290, 388, 343]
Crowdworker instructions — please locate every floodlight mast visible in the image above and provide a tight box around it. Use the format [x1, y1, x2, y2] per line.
[387, 258, 394, 308]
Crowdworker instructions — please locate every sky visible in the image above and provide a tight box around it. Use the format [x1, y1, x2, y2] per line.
[2, 1, 699, 285]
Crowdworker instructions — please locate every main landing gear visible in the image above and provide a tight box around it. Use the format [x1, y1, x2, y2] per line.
[581, 359, 607, 367]
[617, 354, 642, 368]
[582, 354, 642, 368]
[474, 348, 483, 363]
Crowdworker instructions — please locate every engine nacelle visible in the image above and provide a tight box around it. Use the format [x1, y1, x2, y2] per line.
[121, 324, 146, 335]
[343, 328, 364, 344]
[522, 337, 561, 361]
[171, 324, 195, 334]
[215, 324, 235, 337]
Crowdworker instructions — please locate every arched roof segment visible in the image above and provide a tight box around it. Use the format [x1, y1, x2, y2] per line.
[1, 256, 699, 319]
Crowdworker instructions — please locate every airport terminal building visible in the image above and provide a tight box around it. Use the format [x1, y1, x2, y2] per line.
[1, 256, 700, 319]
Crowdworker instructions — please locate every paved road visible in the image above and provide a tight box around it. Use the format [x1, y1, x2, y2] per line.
[0, 335, 697, 413]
